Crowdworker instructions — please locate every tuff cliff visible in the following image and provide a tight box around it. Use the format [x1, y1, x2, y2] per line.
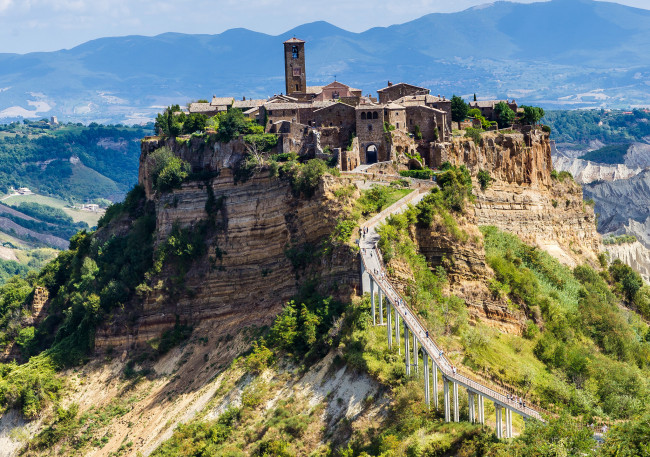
[95, 136, 359, 352]
[434, 129, 600, 266]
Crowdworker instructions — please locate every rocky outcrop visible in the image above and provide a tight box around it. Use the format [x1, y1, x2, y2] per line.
[552, 156, 641, 184]
[96, 140, 359, 351]
[584, 169, 650, 233]
[475, 179, 600, 266]
[429, 128, 600, 265]
[605, 241, 650, 283]
[432, 128, 552, 187]
[413, 222, 525, 334]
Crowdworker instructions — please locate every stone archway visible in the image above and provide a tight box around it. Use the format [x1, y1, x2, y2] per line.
[366, 144, 378, 164]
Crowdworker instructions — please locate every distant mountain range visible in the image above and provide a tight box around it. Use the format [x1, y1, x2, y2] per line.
[1, 0, 650, 124]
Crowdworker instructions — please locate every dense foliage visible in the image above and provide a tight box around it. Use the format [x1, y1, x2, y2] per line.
[580, 143, 630, 164]
[494, 101, 515, 128]
[544, 109, 650, 145]
[146, 146, 191, 193]
[0, 121, 151, 200]
[451, 95, 469, 125]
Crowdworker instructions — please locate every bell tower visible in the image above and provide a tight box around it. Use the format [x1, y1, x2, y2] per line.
[284, 38, 306, 95]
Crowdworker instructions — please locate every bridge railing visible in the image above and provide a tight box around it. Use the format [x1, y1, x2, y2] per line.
[360, 235, 549, 421]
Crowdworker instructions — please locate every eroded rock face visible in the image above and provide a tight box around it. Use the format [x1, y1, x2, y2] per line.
[474, 179, 600, 267]
[412, 222, 525, 334]
[605, 241, 650, 283]
[432, 128, 552, 187]
[96, 160, 358, 350]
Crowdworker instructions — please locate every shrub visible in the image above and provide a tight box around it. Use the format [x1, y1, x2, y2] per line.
[148, 147, 190, 193]
[542, 125, 552, 133]
[399, 169, 433, 180]
[464, 127, 482, 144]
[413, 125, 422, 140]
[477, 169, 492, 190]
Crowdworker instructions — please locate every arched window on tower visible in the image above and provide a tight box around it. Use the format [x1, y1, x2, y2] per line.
[361, 112, 367, 120]
[292, 46, 299, 59]
[373, 112, 378, 119]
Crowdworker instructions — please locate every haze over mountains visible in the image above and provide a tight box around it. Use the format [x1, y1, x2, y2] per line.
[1, 0, 650, 124]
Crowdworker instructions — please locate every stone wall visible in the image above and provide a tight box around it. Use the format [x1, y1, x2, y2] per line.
[356, 108, 389, 162]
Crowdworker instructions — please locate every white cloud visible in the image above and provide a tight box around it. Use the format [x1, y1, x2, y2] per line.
[0, 0, 13, 12]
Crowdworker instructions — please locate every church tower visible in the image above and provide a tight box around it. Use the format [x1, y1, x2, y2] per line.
[284, 38, 306, 95]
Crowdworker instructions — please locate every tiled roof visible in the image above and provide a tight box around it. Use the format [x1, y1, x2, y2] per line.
[284, 37, 305, 44]
[210, 97, 234, 107]
[314, 102, 355, 113]
[232, 99, 265, 109]
[264, 103, 303, 110]
[188, 103, 219, 113]
[377, 82, 429, 93]
[306, 86, 324, 94]
[470, 100, 507, 108]
[385, 102, 405, 110]
[395, 94, 446, 105]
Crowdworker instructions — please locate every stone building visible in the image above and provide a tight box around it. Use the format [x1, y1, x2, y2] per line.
[377, 82, 430, 104]
[192, 37, 462, 168]
[469, 100, 518, 122]
[284, 38, 307, 97]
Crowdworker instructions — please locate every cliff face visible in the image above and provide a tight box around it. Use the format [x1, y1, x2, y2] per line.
[605, 241, 650, 283]
[433, 130, 599, 265]
[413, 221, 525, 334]
[432, 128, 552, 187]
[96, 138, 358, 350]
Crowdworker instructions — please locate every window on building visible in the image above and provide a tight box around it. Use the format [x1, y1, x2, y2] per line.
[368, 124, 372, 131]
[292, 46, 299, 59]
[268, 110, 273, 115]
[361, 112, 366, 120]
[373, 112, 378, 120]
[332, 91, 340, 99]
[396, 123, 400, 128]
[296, 84, 299, 91]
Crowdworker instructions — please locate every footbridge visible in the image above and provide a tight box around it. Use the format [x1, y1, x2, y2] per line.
[359, 188, 546, 438]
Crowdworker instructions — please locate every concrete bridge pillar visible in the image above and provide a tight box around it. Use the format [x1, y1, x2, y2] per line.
[386, 302, 392, 350]
[432, 363, 439, 409]
[478, 395, 485, 425]
[360, 261, 370, 294]
[495, 404, 503, 439]
[505, 408, 513, 438]
[378, 289, 383, 325]
[468, 390, 475, 423]
[423, 352, 430, 408]
[443, 377, 451, 422]
[394, 306, 400, 353]
[413, 335, 419, 373]
[453, 381, 459, 422]
[370, 279, 376, 326]
[404, 325, 410, 376]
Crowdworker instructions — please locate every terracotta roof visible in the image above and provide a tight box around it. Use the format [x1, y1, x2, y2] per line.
[385, 102, 405, 110]
[267, 94, 299, 103]
[210, 97, 234, 107]
[284, 37, 305, 44]
[243, 107, 260, 115]
[306, 86, 324, 94]
[377, 82, 429, 93]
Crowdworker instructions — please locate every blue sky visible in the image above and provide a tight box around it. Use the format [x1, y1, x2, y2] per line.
[0, 0, 647, 54]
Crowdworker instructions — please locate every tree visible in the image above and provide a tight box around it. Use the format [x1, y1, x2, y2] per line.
[473, 93, 477, 101]
[494, 101, 516, 128]
[155, 105, 183, 137]
[183, 113, 207, 134]
[521, 105, 545, 125]
[450, 95, 468, 129]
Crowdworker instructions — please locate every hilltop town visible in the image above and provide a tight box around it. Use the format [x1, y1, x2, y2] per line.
[186, 38, 522, 171]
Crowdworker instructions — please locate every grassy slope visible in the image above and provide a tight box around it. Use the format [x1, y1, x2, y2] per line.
[3, 194, 103, 227]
